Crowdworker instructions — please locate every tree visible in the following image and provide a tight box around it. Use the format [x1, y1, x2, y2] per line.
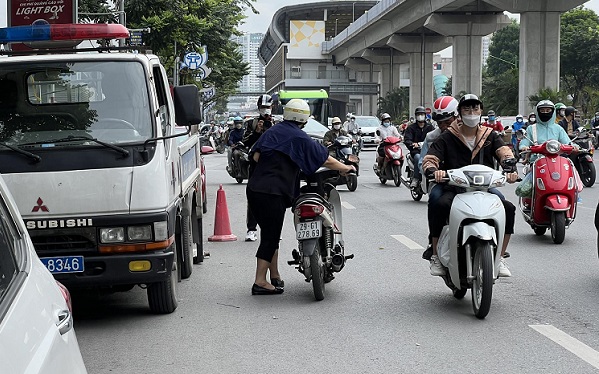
[527, 87, 570, 109]
[78, 0, 115, 23]
[481, 68, 519, 115]
[442, 77, 452, 97]
[486, 19, 519, 77]
[377, 87, 409, 122]
[561, 7, 599, 114]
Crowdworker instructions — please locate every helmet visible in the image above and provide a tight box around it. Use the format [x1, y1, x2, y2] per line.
[346, 112, 352, 119]
[233, 116, 243, 123]
[432, 96, 458, 122]
[414, 106, 426, 115]
[381, 113, 391, 121]
[283, 99, 310, 124]
[554, 102, 566, 110]
[529, 112, 536, 117]
[331, 116, 342, 124]
[457, 93, 483, 113]
[257, 94, 273, 108]
[516, 114, 523, 120]
[565, 106, 577, 117]
[487, 110, 496, 116]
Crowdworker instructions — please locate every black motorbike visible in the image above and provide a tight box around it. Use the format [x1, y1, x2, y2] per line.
[400, 153, 426, 201]
[327, 135, 360, 191]
[226, 141, 250, 184]
[289, 167, 354, 301]
[349, 129, 362, 156]
[571, 128, 596, 187]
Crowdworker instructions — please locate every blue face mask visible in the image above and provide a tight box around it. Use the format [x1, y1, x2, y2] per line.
[489, 115, 495, 121]
[382, 121, 390, 127]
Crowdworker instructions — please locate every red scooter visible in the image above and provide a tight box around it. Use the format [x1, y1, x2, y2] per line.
[373, 136, 403, 186]
[519, 140, 580, 244]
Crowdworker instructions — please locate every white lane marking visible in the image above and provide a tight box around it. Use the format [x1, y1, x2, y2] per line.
[341, 201, 356, 209]
[530, 324, 599, 369]
[391, 235, 424, 250]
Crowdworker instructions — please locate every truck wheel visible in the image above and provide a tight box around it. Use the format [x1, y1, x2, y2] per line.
[147, 250, 178, 314]
[180, 214, 194, 279]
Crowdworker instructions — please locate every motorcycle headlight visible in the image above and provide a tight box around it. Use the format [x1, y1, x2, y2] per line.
[390, 150, 402, 159]
[546, 140, 561, 154]
[338, 138, 349, 146]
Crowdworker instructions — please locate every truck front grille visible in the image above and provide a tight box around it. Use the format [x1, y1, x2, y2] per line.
[29, 228, 97, 255]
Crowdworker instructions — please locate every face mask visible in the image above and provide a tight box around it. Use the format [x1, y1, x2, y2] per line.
[382, 121, 390, 127]
[488, 115, 495, 121]
[529, 118, 536, 123]
[259, 108, 271, 116]
[461, 114, 480, 128]
[333, 124, 341, 130]
[559, 110, 565, 117]
[416, 114, 425, 122]
[517, 118, 523, 123]
[351, 118, 355, 122]
[538, 112, 553, 122]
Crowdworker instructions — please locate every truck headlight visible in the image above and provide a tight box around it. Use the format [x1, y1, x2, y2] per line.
[128, 225, 152, 241]
[100, 227, 125, 243]
[154, 221, 168, 241]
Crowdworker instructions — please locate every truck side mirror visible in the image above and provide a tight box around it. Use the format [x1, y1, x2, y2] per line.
[173, 85, 202, 127]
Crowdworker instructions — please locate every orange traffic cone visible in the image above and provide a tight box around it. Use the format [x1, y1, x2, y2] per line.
[208, 184, 238, 242]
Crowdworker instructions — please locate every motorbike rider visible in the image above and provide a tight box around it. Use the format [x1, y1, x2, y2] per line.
[241, 94, 274, 242]
[247, 99, 354, 294]
[482, 110, 504, 133]
[324, 117, 348, 156]
[226, 116, 246, 174]
[591, 112, 599, 128]
[404, 106, 435, 188]
[375, 113, 401, 171]
[511, 114, 525, 151]
[419, 96, 459, 261]
[558, 106, 580, 138]
[422, 94, 518, 278]
[527, 112, 536, 128]
[555, 102, 566, 124]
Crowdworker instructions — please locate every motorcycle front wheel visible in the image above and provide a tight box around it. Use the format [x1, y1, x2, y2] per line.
[471, 242, 493, 319]
[346, 174, 358, 191]
[579, 160, 596, 187]
[551, 211, 566, 244]
[392, 164, 401, 187]
[310, 244, 325, 301]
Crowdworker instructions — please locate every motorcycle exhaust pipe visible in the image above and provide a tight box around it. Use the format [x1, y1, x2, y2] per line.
[331, 253, 345, 272]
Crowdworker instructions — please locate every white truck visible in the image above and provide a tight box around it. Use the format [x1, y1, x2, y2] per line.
[0, 24, 205, 314]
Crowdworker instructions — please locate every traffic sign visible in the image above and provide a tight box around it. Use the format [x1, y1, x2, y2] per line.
[425, 107, 432, 115]
[183, 52, 203, 70]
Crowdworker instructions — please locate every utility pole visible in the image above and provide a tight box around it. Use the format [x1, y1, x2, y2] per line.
[118, 0, 126, 47]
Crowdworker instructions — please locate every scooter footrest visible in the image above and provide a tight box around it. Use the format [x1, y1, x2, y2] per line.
[287, 260, 300, 266]
[345, 254, 354, 260]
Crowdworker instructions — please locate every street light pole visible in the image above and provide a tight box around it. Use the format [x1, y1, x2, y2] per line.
[352, 2, 356, 22]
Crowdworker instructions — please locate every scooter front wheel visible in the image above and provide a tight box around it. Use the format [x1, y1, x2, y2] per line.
[551, 211, 566, 244]
[471, 242, 493, 319]
[579, 161, 596, 187]
[411, 186, 424, 201]
[392, 164, 401, 187]
[346, 174, 358, 191]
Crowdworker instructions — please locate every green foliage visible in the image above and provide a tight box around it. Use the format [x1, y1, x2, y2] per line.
[486, 20, 519, 77]
[442, 77, 452, 97]
[78, 0, 115, 23]
[120, 0, 256, 106]
[481, 69, 519, 115]
[527, 87, 570, 108]
[377, 87, 409, 122]
[561, 6, 599, 114]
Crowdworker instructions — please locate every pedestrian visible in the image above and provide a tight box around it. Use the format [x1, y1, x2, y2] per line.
[247, 99, 354, 295]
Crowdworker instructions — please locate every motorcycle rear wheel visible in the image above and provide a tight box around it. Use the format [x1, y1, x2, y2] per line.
[392, 164, 401, 187]
[550, 211, 566, 244]
[453, 288, 467, 299]
[471, 242, 493, 319]
[579, 161, 596, 187]
[379, 177, 387, 185]
[533, 226, 547, 236]
[310, 244, 325, 301]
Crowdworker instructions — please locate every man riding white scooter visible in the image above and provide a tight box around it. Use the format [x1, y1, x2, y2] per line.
[422, 94, 519, 277]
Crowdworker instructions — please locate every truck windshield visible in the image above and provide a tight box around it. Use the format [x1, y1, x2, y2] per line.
[0, 61, 152, 147]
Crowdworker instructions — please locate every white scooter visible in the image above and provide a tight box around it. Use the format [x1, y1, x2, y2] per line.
[435, 162, 513, 319]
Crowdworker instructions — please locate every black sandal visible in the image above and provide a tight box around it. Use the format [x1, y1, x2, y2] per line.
[270, 278, 285, 288]
[252, 284, 284, 295]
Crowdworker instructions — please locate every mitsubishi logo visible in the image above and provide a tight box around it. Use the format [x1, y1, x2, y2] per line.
[32, 197, 49, 212]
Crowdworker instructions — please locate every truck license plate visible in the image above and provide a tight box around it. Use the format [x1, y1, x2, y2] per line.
[40, 256, 85, 274]
[296, 221, 322, 240]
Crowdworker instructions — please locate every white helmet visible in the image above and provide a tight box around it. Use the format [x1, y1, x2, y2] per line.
[283, 99, 311, 124]
[432, 96, 459, 122]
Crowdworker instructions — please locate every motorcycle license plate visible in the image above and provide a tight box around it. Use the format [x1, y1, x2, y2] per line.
[296, 221, 322, 240]
[40, 256, 85, 274]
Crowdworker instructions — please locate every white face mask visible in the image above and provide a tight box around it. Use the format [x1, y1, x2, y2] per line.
[461, 114, 480, 128]
[259, 108, 271, 116]
[416, 114, 425, 122]
[333, 124, 341, 130]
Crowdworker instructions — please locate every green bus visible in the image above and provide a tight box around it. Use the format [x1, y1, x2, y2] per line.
[272, 89, 329, 126]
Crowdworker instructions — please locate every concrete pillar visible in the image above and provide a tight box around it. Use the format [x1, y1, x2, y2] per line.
[409, 52, 434, 113]
[452, 35, 483, 96]
[518, 11, 561, 114]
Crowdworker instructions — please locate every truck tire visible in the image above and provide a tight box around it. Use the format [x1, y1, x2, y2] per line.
[180, 214, 194, 279]
[193, 216, 204, 264]
[147, 250, 178, 314]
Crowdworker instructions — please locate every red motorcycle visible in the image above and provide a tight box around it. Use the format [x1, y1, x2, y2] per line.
[519, 140, 580, 244]
[373, 136, 403, 186]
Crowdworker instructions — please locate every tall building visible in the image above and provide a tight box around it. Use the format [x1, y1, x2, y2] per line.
[233, 33, 265, 93]
[482, 35, 491, 68]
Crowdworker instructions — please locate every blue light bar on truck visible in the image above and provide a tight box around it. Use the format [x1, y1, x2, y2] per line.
[0, 24, 130, 44]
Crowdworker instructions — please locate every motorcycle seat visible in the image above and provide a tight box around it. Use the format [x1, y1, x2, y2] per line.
[292, 193, 331, 210]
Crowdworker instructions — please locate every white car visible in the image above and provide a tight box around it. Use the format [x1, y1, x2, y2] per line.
[0, 176, 87, 373]
[354, 115, 381, 148]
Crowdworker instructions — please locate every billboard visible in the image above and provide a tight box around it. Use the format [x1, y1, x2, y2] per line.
[9, 0, 76, 27]
[287, 20, 325, 60]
